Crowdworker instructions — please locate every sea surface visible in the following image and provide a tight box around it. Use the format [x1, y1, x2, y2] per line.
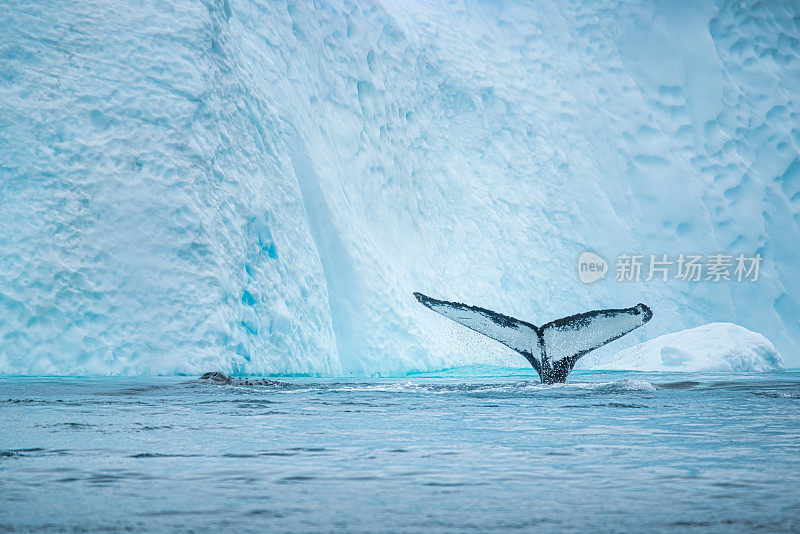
[1, 368, 799, 532]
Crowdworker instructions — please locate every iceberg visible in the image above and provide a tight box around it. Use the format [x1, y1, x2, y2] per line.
[592, 323, 784, 372]
[1, 1, 799, 375]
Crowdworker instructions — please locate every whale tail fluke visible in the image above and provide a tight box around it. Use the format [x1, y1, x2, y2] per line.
[414, 292, 652, 383]
[413, 292, 544, 375]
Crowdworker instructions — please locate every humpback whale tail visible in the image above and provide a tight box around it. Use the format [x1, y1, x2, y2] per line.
[413, 292, 652, 383]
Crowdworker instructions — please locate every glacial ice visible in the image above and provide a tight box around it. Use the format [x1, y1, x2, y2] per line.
[0, 1, 799, 375]
[587, 323, 784, 372]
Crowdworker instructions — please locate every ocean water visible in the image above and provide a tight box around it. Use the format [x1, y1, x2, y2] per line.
[2, 368, 799, 532]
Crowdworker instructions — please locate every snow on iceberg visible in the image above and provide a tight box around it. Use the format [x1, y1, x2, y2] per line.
[596, 323, 784, 372]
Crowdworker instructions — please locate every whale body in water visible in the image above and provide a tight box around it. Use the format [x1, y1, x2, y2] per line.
[414, 292, 652, 383]
[196, 372, 278, 386]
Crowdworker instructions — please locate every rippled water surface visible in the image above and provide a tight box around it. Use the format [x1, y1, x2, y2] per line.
[2, 369, 799, 532]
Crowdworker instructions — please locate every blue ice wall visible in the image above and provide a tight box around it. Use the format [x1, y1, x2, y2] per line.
[1, 0, 798, 374]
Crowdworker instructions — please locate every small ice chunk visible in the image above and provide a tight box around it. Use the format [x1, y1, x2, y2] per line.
[598, 323, 784, 372]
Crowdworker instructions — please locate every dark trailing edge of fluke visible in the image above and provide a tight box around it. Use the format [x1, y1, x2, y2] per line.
[413, 292, 652, 384]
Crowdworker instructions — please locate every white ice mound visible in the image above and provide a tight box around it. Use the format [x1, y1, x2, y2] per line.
[600, 323, 784, 372]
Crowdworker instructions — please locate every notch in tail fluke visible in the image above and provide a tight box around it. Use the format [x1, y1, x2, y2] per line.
[414, 292, 652, 383]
